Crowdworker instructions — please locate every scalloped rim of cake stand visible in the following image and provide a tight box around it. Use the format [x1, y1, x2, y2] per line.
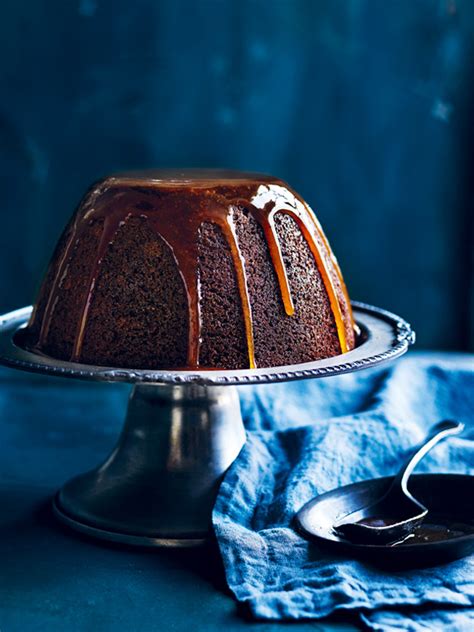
[0, 302, 415, 386]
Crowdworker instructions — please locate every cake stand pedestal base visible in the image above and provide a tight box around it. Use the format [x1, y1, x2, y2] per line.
[53, 383, 246, 547]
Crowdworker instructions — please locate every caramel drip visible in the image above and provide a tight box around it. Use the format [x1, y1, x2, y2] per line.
[71, 214, 128, 361]
[151, 229, 202, 368]
[36, 222, 80, 346]
[278, 207, 349, 354]
[34, 178, 352, 368]
[34, 184, 108, 346]
[251, 207, 295, 316]
[305, 210, 354, 328]
[216, 211, 256, 369]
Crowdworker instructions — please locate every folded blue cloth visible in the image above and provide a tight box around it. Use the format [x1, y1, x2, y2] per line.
[213, 353, 474, 631]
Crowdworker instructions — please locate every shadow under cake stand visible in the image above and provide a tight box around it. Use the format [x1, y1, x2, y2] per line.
[0, 301, 414, 548]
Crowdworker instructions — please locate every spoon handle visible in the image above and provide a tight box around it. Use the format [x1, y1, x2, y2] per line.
[393, 420, 464, 494]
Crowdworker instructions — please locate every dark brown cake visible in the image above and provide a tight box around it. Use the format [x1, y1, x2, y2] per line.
[23, 170, 355, 369]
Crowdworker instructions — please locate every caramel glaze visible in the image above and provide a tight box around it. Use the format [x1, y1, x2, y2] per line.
[30, 171, 354, 369]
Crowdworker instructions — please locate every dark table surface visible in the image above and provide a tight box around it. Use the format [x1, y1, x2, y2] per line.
[0, 368, 359, 631]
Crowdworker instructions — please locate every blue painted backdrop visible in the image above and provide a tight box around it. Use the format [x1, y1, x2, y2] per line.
[1, 0, 472, 350]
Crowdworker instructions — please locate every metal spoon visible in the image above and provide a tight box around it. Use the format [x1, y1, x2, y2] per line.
[334, 420, 464, 545]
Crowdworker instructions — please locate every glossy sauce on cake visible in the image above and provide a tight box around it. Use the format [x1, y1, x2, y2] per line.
[24, 170, 355, 369]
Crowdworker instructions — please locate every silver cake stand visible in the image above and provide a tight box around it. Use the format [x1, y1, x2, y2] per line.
[0, 302, 414, 547]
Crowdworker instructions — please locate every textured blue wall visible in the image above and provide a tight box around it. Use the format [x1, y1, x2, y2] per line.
[0, 0, 472, 349]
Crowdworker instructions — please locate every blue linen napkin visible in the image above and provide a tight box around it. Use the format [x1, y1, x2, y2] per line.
[213, 352, 474, 631]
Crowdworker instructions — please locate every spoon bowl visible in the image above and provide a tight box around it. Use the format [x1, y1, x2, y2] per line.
[334, 494, 427, 545]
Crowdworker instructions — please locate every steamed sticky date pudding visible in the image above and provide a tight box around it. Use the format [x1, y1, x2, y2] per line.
[22, 170, 355, 369]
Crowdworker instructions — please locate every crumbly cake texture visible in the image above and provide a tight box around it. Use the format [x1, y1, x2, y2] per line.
[24, 170, 355, 369]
